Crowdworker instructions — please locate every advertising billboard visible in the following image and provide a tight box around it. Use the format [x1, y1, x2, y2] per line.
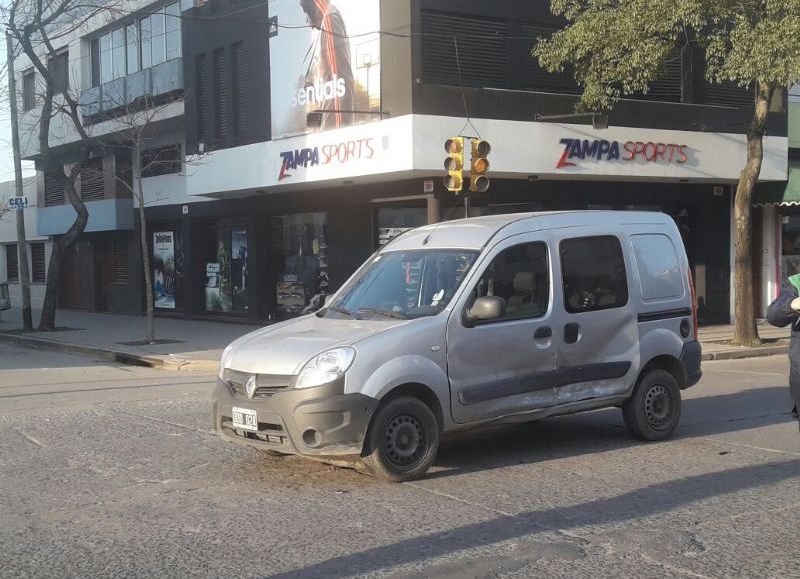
[269, 0, 381, 139]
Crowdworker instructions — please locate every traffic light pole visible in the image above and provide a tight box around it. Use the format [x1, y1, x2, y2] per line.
[463, 195, 471, 219]
[6, 31, 33, 329]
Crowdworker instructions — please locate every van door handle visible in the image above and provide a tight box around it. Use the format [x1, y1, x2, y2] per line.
[534, 326, 552, 340]
[564, 323, 580, 344]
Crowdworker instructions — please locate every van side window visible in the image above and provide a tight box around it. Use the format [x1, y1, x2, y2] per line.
[473, 242, 549, 322]
[631, 234, 684, 300]
[561, 236, 628, 313]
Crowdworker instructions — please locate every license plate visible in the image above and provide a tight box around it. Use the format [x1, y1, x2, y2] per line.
[232, 407, 258, 431]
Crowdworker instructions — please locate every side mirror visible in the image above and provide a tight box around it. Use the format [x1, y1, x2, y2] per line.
[464, 296, 505, 326]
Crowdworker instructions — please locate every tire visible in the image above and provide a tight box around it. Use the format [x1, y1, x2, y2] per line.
[623, 369, 682, 441]
[362, 396, 440, 482]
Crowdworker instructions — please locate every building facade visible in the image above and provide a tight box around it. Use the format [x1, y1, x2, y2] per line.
[0, 179, 53, 311]
[11, 0, 790, 325]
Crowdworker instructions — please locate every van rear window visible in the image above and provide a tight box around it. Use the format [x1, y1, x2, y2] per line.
[560, 236, 628, 313]
[631, 234, 684, 301]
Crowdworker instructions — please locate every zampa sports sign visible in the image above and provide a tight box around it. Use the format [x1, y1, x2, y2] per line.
[278, 137, 376, 180]
[556, 138, 688, 168]
[270, 0, 381, 139]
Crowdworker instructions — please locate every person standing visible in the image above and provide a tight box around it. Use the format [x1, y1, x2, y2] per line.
[766, 274, 800, 431]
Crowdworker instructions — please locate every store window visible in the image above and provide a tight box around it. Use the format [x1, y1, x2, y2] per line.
[204, 227, 248, 315]
[781, 215, 800, 287]
[376, 207, 427, 246]
[272, 213, 328, 317]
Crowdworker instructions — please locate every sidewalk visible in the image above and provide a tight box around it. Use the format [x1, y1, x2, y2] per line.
[0, 308, 260, 371]
[0, 307, 792, 370]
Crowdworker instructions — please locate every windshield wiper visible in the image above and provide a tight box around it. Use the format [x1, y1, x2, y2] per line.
[356, 307, 408, 320]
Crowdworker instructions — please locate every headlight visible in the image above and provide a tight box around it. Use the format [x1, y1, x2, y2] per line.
[296, 347, 356, 389]
[218, 344, 234, 380]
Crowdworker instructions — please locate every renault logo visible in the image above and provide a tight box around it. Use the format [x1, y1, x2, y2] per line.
[245, 375, 258, 399]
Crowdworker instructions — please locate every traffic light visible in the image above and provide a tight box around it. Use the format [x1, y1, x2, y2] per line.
[469, 139, 491, 193]
[443, 137, 464, 193]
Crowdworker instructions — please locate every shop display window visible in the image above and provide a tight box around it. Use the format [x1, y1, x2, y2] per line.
[272, 213, 328, 316]
[205, 227, 248, 314]
[376, 207, 427, 246]
[781, 215, 800, 287]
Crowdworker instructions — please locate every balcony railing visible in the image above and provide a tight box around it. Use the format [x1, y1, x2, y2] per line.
[79, 58, 183, 122]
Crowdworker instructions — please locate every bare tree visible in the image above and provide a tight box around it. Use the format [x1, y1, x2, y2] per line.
[4, 0, 117, 329]
[102, 94, 187, 344]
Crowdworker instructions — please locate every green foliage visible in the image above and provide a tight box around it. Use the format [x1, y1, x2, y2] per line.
[535, 0, 800, 111]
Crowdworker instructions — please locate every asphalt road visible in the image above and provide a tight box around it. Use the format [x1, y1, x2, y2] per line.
[1, 342, 799, 578]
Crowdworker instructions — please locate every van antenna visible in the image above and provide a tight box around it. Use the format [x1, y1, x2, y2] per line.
[422, 200, 462, 245]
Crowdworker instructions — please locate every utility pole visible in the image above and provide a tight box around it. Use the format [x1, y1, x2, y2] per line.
[6, 31, 32, 329]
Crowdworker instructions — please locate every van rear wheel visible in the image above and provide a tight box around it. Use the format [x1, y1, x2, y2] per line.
[623, 369, 681, 441]
[363, 397, 439, 482]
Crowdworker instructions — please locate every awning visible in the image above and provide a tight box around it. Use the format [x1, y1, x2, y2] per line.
[754, 159, 800, 206]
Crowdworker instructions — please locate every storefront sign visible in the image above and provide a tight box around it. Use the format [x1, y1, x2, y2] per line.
[278, 137, 376, 180]
[556, 138, 688, 169]
[269, 0, 381, 139]
[6, 197, 29, 211]
[153, 231, 176, 309]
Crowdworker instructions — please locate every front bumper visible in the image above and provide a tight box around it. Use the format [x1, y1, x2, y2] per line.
[211, 377, 378, 456]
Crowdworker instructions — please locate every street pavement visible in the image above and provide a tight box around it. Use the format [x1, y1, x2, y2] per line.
[0, 342, 799, 578]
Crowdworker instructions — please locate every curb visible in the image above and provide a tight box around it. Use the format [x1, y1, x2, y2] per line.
[0, 332, 218, 372]
[701, 344, 789, 361]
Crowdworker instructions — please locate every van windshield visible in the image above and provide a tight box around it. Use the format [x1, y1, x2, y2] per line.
[322, 250, 479, 320]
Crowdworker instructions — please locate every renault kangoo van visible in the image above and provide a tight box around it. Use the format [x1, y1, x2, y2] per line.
[213, 211, 701, 481]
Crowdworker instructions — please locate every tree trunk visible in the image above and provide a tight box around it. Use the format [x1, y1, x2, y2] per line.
[731, 82, 774, 347]
[39, 178, 88, 330]
[138, 172, 155, 344]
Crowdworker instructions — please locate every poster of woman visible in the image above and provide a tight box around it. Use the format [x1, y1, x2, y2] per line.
[153, 231, 176, 309]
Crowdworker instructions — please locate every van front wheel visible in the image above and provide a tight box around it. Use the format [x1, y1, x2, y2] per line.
[363, 397, 439, 482]
[623, 369, 681, 441]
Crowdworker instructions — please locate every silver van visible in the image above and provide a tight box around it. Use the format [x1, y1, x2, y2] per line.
[213, 211, 701, 481]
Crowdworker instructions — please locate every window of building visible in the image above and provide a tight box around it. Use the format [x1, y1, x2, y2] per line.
[472, 242, 550, 323]
[150, 10, 167, 66]
[231, 42, 245, 141]
[112, 238, 129, 283]
[420, 11, 509, 89]
[49, 51, 69, 94]
[204, 226, 248, 315]
[272, 213, 327, 317]
[79, 157, 105, 201]
[196, 54, 209, 144]
[5, 244, 19, 283]
[126, 23, 140, 75]
[92, 3, 181, 86]
[31, 243, 46, 284]
[111, 28, 126, 80]
[376, 207, 427, 246]
[212, 48, 229, 142]
[561, 236, 629, 313]
[165, 2, 181, 61]
[140, 16, 152, 69]
[22, 69, 35, 110]
[44, 172, 65, 206]
[141, 145, 182, 177]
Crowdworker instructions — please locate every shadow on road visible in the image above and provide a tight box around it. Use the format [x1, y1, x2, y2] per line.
[268, 459, 800, 579]
[419, 386, 795, 481]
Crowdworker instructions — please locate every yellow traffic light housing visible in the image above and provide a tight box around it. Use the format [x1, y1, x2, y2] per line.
[443, 137, 464, 193]
[470, 139, 491, 193]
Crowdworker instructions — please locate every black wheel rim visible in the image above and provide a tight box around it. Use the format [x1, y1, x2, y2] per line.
[644, 384, 671, 429]
[383, 414, 426, 469]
